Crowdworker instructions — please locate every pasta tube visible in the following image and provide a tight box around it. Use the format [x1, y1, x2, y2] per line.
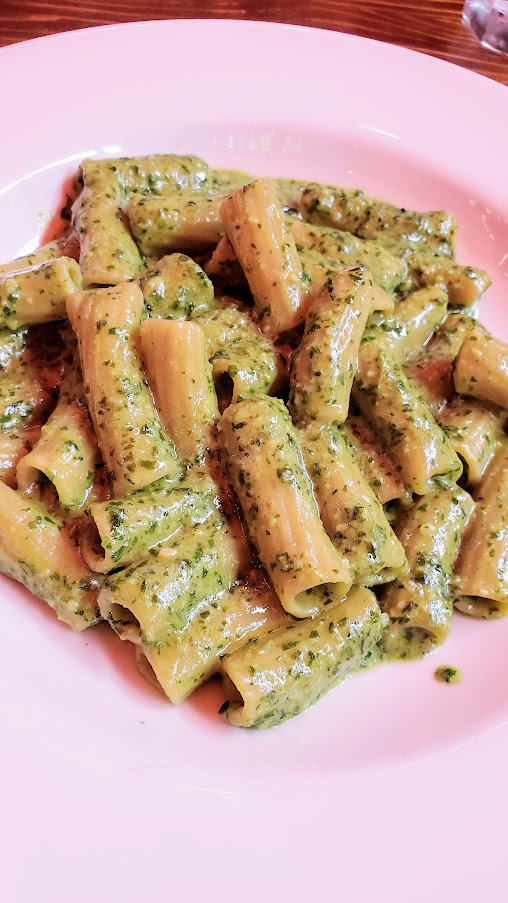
[209, 168, 251, 194]
[139, 253, 214, 319]
[454, 330, 508, 410]
[209, 336, 284, 409]
[220, 179, 307, 333]
[0, 325, 63, 483]
[454, 444, 508, 618]
[289, 267, 374, 425]
[0, 428, 40, 488]
[16, 335, 103, 511]
[84, 154, 210, 196]
[382, 488, 474, 657]
[299, 183, 457, 257]
[401, 249, 491, 305]
[274, 178, 307, 210]
[218, 395, 352, 617]
[438, 397, 503, 487]
[192, 297, 284, 405]
[140, 319, 219, 463]
[135, 575, 287, 704]
[300, 423, 407, 585]
[0, 482, 101, 630]
[354, 342, 463, 494]
[220, 586, 383, 728]
[0, 258, 82, 330]
[289, 219, 406, 295]
[298, 248, 394, 312]
[67, 283, 181, 497]
[409, 313, 482, 412]
[203, 235, 250, 294]
[363, 285, 447, 361]
[427, 312, 483, 361]
[73, 156, 212, 286]
[99, 513, 246, 646]
[409, 316, 501, 485]
[342, 415, 406, 504]
[0, 239, 72, 276]
[16, 400, 101, 511]
[72, 161, 145, 286]
[0, 327, 61, 434]
[129, 194, 224, 255]
[82, 474, 217, 572]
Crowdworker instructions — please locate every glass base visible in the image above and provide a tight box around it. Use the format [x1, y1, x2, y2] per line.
[462, 0, 508, 54]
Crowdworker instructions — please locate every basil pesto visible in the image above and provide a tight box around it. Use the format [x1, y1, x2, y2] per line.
[0, 153, 503, 732]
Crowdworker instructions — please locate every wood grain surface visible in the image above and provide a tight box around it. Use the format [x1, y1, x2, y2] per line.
[0, 0, 506, 84]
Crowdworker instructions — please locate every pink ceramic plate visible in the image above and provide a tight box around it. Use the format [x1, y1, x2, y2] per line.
[1, 20, 507, 902]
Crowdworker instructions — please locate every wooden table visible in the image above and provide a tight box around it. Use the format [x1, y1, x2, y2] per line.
[0, 0, 507, 84]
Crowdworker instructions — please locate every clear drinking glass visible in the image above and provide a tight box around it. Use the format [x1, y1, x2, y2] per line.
[462, 0, 508, 53]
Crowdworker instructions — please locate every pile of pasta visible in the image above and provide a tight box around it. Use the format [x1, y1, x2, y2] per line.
[0, 154, 506, 729]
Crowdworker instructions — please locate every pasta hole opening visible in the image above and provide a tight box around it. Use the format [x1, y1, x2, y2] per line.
[135, 648, 166, 697]
[15, 459, 43, 494]
[218, 673, 246, 722]
[108, 604, 143, 642]
[80, 521, 109, 573]
[457, 455, 470, 489]
[222, 673, 244, 706]
[214, 371, 235, 413]
[68, 259, 83, 289]
[17, 467, 59, 511]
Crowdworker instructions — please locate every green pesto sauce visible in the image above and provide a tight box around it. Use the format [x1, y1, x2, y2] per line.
[434, 665, 462, 685]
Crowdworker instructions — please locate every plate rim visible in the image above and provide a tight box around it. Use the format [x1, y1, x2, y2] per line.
[1, 15, 507, 94]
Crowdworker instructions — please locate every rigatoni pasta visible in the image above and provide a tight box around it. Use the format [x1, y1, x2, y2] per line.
[0, 151, 504, 731]
[382, 488, 474, 657]
[0, 257, 82, 330]
[221, 586, 384, 728]
[72, 154, 211, 286]
[98, 508, 256, 701]
[0, 238, 76, 276]
[191, 296, 285, 405]
[135, 576, 287, 705]
[289, 218, 406, 295]
[0, 481, 101, 630]
[129, 193, 225, 256]
[98, 512, 245, 645]
[140, 319, 219, 464]
[363, 285, 448, 361]
[297, 248, 394, 312]
[299, 422, 407, 586]
[401, 251, 491, 306]
[298, 182, 457, 256]
[82, 474, 218, 572]
[454, 444, 508, 618]
[289, 267, 374, 426]
[16, 332, 104, 511]
[453, 330, 508, 411]
[341, 415, 407, 504]
[438, 398, 503, 488]
[220, 178, 307, 333]
[218, 394, 352, 617]
[0, 324, 63, 486]
[354, 341, 463, 494]
[139, 253, 214, 319]
[67, 282, 181, 497]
